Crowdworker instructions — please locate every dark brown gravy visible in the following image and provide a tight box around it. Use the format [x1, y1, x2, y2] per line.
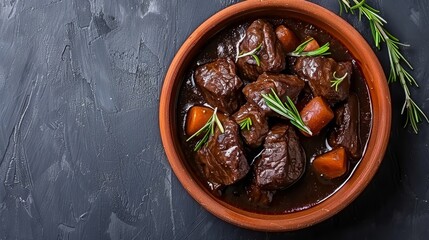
[176, 18, 372, 214]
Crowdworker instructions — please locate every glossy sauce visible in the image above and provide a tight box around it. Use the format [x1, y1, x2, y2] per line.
[176, 18, 372, 214]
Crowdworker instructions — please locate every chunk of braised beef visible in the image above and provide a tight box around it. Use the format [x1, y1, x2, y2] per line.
[293, 56, 352, 104]
[329, 94, 362, 159]
[233, 103, 269, 148]
[195, 58, 243, 114]
[237, 19, 286, 81]
[242, 73, 305, 116]
[254, 125, 306, 190]
[246, 181, 275, 206]
[195, 117, 250, 185]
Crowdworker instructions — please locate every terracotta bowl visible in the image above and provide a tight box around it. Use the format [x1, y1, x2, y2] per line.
[159, 0, 391, 231]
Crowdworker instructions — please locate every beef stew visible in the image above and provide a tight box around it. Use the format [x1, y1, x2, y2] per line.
[177, 18, 372, 214]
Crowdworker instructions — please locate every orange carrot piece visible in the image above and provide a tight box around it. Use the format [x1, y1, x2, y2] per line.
[185, 106, 214, 136]
[300, 96, 334, 136]
[275, 25, 299, 53]
[303, 38, 320, 52]
[313, 147, 348, 179]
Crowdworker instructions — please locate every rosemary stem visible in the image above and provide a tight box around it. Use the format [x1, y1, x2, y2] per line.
[374, 21, 388, 40]
[339, 0, 428, 133]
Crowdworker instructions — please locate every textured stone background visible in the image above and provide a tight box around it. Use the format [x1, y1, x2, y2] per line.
[0, 0, 428, 239]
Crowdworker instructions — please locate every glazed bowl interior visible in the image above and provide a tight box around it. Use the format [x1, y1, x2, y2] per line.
[159, 0, 391, 231]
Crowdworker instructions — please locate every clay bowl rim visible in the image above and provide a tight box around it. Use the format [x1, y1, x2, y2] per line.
[159, 0, 391, 232]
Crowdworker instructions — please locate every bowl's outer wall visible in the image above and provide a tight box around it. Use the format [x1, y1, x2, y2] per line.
[159, 0, 391, 231]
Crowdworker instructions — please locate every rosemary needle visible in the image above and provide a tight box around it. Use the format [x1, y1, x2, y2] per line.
[262, 89, 312, 136]
[288, 37, 331, 57]
[330, 72, 348, 91]
[186, 108, 224, 151]
[239, 117, 252, 131]
[236, 43, 263, 66]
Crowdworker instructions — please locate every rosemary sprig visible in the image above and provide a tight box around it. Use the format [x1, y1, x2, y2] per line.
[338, 0, 428, 133]
[330, 72, 348, 91]
[287, 37, 331, 57]
[239, 117, 253, 131]
[186, 108, 224, 151]
[236, 43, 263, 66]
[262, 89, 312, 136]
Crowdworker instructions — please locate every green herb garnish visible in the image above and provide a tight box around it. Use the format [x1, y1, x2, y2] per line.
[288, 37, 330, 57]
[338, 0, 428, 133]
[330, 72, 348, 91]
[239, 117, 253, 131]
[262, 89, 312, 136]
[186, 108, 224, 151]
[236, 43, 263, 66]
